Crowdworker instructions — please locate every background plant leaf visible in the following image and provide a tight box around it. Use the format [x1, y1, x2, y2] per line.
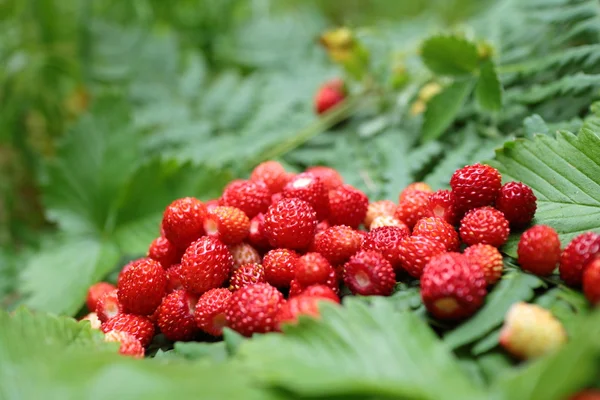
[421, 35, 480, 76]
[421, 80, 474, 142]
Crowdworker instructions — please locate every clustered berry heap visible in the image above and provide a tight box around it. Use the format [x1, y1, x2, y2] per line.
[81, 160, 599, 360]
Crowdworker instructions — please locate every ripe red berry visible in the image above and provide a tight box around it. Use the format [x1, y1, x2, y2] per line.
[295, 253, 334, 287]
[205, 199, 219, 213]
[117, 258, 167, 316]
[282, 173, 329, 220]
[248, 213, 270, 250]
[314, 225, 362, 265]
[299, 284, 340, 303]
[397, 235, 447, 277]
[305, 166, 344, 191]
[220, 180, 271, 219]
[517, 225, 561, 276]
[361, 226, 410, 269]
[263, 198, 317, 250]
[450, 163, 502, 215]
[399, 182, 433, 202]
[459, 207, 510, 247]
[161, 197, 207, 250]
[165, 263, 184, 292]
[229, 242, 261, 271]
[95, 290, 123, 323]
[428, 189, 458, 225]
[328, 184, 368, 229]
[421, 253, 487, 320]
[87, 282, 116, 312]
[464, 244, 504, 285]
[583, 258, 600, 305]
[364, 200, 397, 229]
[343, 250, 396, 296]
[229, 263, 266, 291]
[203, 206, 250, 245]
[157, 290, 199, 342]
[225, 283, 285, 337]
[370, 215, 407, 230]
[560, 232, 600, 286]
[276, 295, 337, 329]
[147, 236, 181, 268]
[250, 161, 289, 194]
[101, 313, 155, 347]
[314, 79, 346, 115]
[413, 216, 459, 251]
[263, 248, 299, 288]
[394, 190, 433, 229]
[180, 237, 233, 295]
[104, 330, 144, 358]
[495, 182, 537, 228]
[194, 288, 232, 337]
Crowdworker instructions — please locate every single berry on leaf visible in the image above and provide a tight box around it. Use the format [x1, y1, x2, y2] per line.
[87, 282, 116, 312]
[161, 197, 207, 250]
[194, 288, 232, 337]
[399, 182, 433, 202]
[517, 225, 561, 276]
[413, 216, 459, 251]
[450, 163, 502, 216]
[583, 258, 600, 305]
[394, 190, 433, 229]
[220, 180, 271, 219]
[250, 161, 289, 194]
[328, 184, 369, 229]
[459, 206, 510, 247]
[263, 198, 318, 250]
[180, 236, 233, 295]
[314, 225, 362, 265]
[95, 290, 123, 323]
[157, 290, 199, 342]
[263, 248, 299, 288]
[464, 244, 503, 285]
[225, 283, 285, 337]
[101, 314, 155, 347]
[147, 236, 181, 268]
[428, 189, 458, 225]
[305, 166, 344, 191]
[276, 295, 337, 330]
[364, 200, 397, 228]
[203, 206, 250, 245]
[229, 242, 261, 271]
[117, 258, 167, 316]
[104, 330, 144, 358]
[495, 182, 537, 228]
[361, 226, 410, 269]
[295, 253, 334, 287]
[282, 173, 329, 220]
[397, 235, 446, 278]
[343, 250, 396, 296]
[314, 79, 346, 115]
[559, 232, 600, 286]
[229, 263, 266, 291]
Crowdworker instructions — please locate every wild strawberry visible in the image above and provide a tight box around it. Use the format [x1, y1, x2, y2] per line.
[364, 200, 397, 228]
[464, 244, 504, 285]
[203, 206, 250, 245]
[165, 263, 184, 292]
[101, 313, 155, 347]
[314, 225, 362, 265]
[399, 182, 433, 202]
[428, 189, 458, 225]
[225, 283, 285, 337]
[229, 263, 265, 291]
[397, 235, 447, 277]
[263, 248, 298, 288]
[369, 215, 407, 230]
[559, 232, 600, 286]
[413, 216, 459, 251]
[499, 302, 567, 359]
[205, 199, 219, 213]
[450, 163, 502, 216]
[147, 236, 181, 268]
[248, 213, 270, 250]
[250, 161, 289, 194]
[517, 225, 561, 276]
[289, 267, 340, 297]
[270, 192, 284, 207]
[220, 180, 271, 219]
[95, 290, 123, 323]
[495, 182, 537, 228]
[194, 288, 232, 337]
[343, 250, 396, 296]
[361, 226, 410, 269]
[161, 197, 207, 250]
[315, 79, 346, 115]
[117, 258, 167, 316]
[328, 184, 368, 228]
[276, 295, 337, 329]
[583, 258, 600, 305]
[295, 253, 334, 287]
[81, 312, 101, 329]
[288, 279, 304, 298]
[180, 237, 233, 295]
[420, 253, 487, 320]
[459, 207, 510, 247]
[394, 190, 433, 229]
[263, 198, 317, 250]
[157, 290, 198, 342]
[229, 242, 261, 270]
[569, 390, 600, 400]
[282, 172, 329, 220]
[305, 166, 344, 191]
[104, 330, 144, 358]
[87, 282, 116, 312]
[298, 284, 340, 303]
[315, 219, 331, 234]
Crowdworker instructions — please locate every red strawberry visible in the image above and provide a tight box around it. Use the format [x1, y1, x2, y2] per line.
[229, 263, 266, 291]
[298, 284, 340, 303]
[295, 253, 334, 287]
[161, 197, 207, 250]
[314, 79, 346, 115]
[157, 290, 198, 341]
[248, 213, 270, 250]
[364, 200, 396, 228]
[95, 290, 123, 323]
[370, 215, 407, 230]
[420, 252, 487, 320]
[289, 264, 340, 297]
[276, 295, 337, 329]
[583, 258, 600, 305]
[428, 189, 458, 225]
[394, 190, 433, 229]
[560, 232, 600, 286]
[194, 288, 232, 337]
[413, 216, 459, 251]
[464, 244, 504, 285]
[288, 279, 304, 298]
[81, 312, 101, 329]
[165, 263, 184, 292]
[282, 173, 329, 220]
[250, 161, 289, 194]
[203, 206, 250, 245]
[87, 282, 116, 312]
[361, 226, 410, 269]
[399, 182, 433, 202]
[180, 237, 233, 294]
[397, 235, 447, 277]
[314, 225, 362, 265]
[517, 225, 561, 276]
[225, 283, 285, 337]
[220, 180, 271, 219]
[101, 313, 155, 347]
[117, 258, 167, 316]
[450, 163, 502, 216]
[305, 166, 344, 191]
[229, 242, 261, 270]
[343, 250, 396, 296]
[263, 248, 299, 288]
[147, 236, 181, 268]
[569, 390, 600, 400]
[263, 198, 317, 250]
[328, 184, 369, 228]
[495, 182, 537, 228]
[205, 199, 219, 213]
[459, 207, 510, 247]
[104, 330, 144, 358]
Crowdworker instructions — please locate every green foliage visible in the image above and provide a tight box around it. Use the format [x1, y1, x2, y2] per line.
[420, 35, 480, 76]
[475, 61, 503, 111]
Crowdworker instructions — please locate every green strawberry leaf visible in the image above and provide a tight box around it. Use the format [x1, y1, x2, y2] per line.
[475, 60, 502, 111]
[421, 35, 480, 76]
[171, 341, 229, 363]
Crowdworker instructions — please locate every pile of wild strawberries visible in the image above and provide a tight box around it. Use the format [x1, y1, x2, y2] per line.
[82, 161, 600, 359]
